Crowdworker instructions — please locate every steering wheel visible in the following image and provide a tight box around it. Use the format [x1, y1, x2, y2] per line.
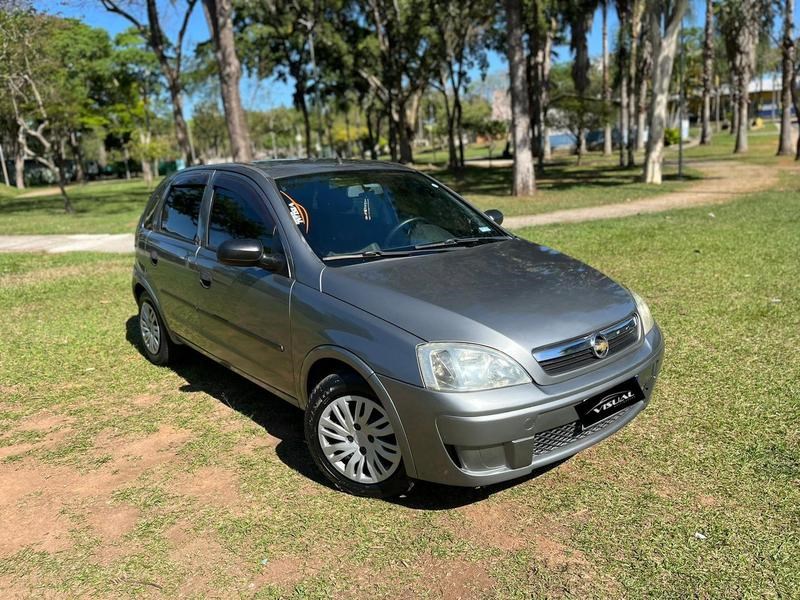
[383, 217, 429, 247]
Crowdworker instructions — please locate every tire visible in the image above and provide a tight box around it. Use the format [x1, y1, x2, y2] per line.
[137, 292, 174, 366]
[305, 372, 413, 498]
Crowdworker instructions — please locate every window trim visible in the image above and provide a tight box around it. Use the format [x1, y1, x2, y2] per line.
[202, 171, 282, 254]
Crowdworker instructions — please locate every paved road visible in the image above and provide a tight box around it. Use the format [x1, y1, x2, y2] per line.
[0, 234, 134, 253]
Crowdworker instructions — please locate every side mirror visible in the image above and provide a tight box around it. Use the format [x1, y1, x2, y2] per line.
[217, 239, 264, 267]
[485, 209, 504, 225]
[259, 252, 287, 274]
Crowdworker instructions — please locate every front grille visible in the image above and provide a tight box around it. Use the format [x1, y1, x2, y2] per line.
[534, 314, 640, 376]
[532, 406, 633, 456]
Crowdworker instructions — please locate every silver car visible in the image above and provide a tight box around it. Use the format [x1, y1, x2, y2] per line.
[132, 160, 664, 497]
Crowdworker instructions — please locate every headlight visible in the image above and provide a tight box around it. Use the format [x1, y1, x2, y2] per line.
[417, 343, 531, 392]
[630, 290, 655, 335]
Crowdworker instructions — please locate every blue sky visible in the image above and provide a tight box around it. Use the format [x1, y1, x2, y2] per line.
[38, 0, 789, 116]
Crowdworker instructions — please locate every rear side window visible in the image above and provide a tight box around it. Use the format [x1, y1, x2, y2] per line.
[160, 184, 204, 242]
[207, 176, 276, 252]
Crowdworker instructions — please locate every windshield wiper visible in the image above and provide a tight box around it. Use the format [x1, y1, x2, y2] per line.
[413, 236, 510, 250]
[321, 250, 417, 262]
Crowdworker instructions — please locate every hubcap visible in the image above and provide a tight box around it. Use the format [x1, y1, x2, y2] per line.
[139, 302, 161, 355]
[317, 395, 401, 484]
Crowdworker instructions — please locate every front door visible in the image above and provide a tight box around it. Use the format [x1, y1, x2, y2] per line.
[146, 171, 209, 339]
[192, 172, 294, 395]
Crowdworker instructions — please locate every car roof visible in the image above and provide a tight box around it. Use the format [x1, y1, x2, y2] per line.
[184, 159, 416, 181]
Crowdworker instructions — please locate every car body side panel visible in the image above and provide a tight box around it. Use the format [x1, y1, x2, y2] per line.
[289, 281, 425, 402]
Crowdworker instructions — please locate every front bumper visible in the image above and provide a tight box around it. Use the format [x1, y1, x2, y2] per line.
[379, 325, 664, 487]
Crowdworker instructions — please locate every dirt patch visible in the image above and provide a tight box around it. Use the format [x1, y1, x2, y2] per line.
[86, 502, 140, 542]
[0, 419, 72, 460]
[173, 466, 243, 510]
[417, 557, 494, 599]
[454, 501, 526, 551]
[0, 426, 192, 558]
[253, 554, 326, 590]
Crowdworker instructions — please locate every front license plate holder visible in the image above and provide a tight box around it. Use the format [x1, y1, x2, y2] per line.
[576, 378, 645, 429]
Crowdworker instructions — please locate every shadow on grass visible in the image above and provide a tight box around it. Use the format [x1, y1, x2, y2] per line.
[435, 162, 700, 197]
[125, 315, 566, 509]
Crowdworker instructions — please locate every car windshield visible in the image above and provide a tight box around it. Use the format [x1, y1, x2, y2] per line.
[276, 170, 507, 259]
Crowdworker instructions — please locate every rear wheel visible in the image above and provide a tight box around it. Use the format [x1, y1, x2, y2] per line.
[305, 372, 412, 498]
[137, 292, 174, 366]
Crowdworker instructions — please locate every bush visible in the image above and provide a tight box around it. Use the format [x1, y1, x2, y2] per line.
[664, 128, 681, 146]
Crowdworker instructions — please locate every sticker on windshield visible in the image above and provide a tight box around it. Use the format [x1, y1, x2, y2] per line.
[281, 191, 310, 233]
[478, 226, 492, 232]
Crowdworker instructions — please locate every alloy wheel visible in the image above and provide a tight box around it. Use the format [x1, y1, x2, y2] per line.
[139, 302, 161, 355]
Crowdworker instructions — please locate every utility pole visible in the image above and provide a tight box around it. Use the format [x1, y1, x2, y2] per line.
[678, 18, 685, 179]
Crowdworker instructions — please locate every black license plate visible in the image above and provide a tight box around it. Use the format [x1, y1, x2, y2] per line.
[576, 378, 644, 428]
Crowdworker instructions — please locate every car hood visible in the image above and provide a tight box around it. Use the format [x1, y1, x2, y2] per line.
[320, 239, 636, 353]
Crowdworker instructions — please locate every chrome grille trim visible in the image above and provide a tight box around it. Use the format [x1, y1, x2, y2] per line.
[533, 314, 640, 375]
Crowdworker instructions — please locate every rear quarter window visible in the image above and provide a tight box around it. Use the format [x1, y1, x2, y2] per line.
[160, 184, 205, 242]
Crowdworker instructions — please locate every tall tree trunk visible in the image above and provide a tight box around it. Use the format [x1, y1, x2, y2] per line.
[643, 0, 688, 183]
[627, 0, 642, 167]
[700, 0, 714, 144]
[602, 0, 612, 155]
[542, 18, 555, 162]
[505, 0, 535, 195]
[0, 144, 8, 187]
[617, 1, 630, 167]
[68, 131, 85, 184]
[439, 78, 458, 169]
[202, 0, 252, 162]
[777, 0, 795, 155]
[13, 144, 24, 190]
[56, 139, 75, 214]
[167, 80, 193, 165]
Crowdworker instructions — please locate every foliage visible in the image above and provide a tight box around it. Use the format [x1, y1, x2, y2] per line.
[664, 127, 681, 145]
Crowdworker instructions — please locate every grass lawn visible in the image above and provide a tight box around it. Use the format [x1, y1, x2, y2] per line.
[1, 172, 797, 597]
[0, 178, 161, 236]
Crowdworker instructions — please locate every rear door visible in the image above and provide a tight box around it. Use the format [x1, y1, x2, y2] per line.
[192, 172, 294, 394]
[147, 170, 210, 340]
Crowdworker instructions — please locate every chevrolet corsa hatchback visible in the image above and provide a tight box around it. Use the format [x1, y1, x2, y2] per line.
[133, 160, 664, 497]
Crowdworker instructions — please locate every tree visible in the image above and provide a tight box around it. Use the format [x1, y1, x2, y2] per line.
[776, 0, 795, 155]
[360, 0, 435, 163]
[700, 0, 714, 144]
[202, 0, 252, 162]
[100, 0, 198, 165]
[429, 0, 491, 169]
[643, 0, 689, 183]
[0, 10, 113, 209]
[602, 0, 612, 155]
[505, 0, 535, 195]
[616, 0, 631, 167]
[718, 0, 767, 154]
[112, 28, 164, 186]
[565, 0, 598, 160]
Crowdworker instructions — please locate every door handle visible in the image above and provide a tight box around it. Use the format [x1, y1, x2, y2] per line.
[149, 250, 158, 266]
[199, 273, 212, 289]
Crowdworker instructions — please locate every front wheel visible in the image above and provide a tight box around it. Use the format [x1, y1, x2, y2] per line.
[305, 372, 412, 498]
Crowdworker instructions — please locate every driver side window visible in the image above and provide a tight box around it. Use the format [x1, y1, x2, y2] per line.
[207, 176, 278, 254]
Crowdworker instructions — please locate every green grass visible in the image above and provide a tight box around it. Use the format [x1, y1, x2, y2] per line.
[0, 171, 797, 597]
[0, 178, 161, 235]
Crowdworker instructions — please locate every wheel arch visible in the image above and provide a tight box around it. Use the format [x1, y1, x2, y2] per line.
[299, 345, 418, 478]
